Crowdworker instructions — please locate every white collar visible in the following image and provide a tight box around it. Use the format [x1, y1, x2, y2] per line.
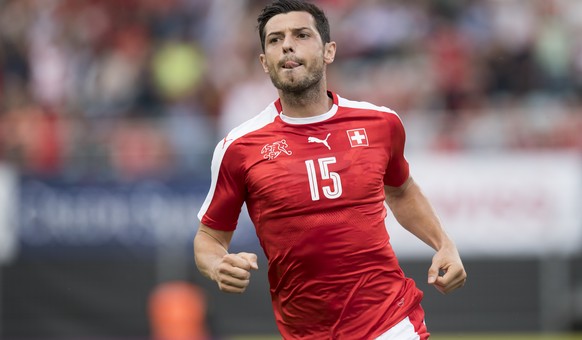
[279, 103, 338, 125]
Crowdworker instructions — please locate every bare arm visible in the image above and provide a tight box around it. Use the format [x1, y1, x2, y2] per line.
[384, 177, 467, 294]
[194, 223, 258, 293]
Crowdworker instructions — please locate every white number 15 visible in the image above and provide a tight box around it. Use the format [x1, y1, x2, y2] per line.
[305, 157, 343, 201]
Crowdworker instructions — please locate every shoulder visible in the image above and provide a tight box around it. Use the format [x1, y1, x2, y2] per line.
[337, 95, 403, 124]
[208, 102, 279, 175]
[219, 101, 279, 149]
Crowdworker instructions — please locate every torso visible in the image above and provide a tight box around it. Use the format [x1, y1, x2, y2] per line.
[199, 92, 423, 339]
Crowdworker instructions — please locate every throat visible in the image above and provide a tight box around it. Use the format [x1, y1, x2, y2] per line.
[279, 89, 333, 118]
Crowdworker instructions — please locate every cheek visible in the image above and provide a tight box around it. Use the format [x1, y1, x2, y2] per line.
[263, 53, 278, 69]
[260, 58, 273, 73]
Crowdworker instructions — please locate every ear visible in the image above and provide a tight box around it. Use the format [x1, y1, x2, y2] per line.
[259, 54, 269, 73]
[323, 41, 336, 65]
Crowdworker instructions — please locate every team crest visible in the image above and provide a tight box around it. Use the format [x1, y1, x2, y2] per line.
[346, 128, 369, 147]
[261, 139, 293, 160]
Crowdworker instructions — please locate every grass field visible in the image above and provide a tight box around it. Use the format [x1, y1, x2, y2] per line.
[230, 333, 582, 340]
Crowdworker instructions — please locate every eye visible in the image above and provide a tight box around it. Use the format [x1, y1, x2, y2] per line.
[298, 33, 309, 39]
[268, 37, 281, 44]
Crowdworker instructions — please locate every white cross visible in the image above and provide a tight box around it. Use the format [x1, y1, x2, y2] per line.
[350, 131, 366, 144]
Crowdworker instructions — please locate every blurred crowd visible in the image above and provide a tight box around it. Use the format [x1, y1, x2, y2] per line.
[1, 0, 582, 180]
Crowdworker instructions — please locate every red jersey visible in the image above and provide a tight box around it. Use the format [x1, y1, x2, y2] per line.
[198, 92, 423, 339]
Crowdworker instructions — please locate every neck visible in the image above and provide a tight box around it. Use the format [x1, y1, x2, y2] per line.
[278, 83, 332, 118]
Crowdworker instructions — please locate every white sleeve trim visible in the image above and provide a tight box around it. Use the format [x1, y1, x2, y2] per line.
[197, 102, 279, 221]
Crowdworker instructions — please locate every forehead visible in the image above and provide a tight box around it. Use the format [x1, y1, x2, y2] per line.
[264, 11, 318, 35]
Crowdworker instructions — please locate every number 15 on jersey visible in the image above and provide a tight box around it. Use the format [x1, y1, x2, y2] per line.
[305, 157, 343, 201]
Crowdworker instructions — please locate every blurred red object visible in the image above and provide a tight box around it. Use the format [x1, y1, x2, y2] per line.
[148, 281, 210, 340]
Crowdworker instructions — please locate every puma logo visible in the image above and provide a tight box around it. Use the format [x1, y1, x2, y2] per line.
[308, 133, 331, 150]
[222, 136, 234, 149]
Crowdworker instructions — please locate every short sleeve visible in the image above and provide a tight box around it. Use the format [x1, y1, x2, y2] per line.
[198, 142, 246, 231]
[383, 113, 410, 187]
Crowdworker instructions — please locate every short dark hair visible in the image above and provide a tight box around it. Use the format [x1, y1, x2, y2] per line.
[257, 0, 331, 52]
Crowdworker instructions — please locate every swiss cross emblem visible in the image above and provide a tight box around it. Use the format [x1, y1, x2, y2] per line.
[346, 128, 368, 147]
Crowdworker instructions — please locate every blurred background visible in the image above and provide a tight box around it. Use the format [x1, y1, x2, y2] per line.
[0, 0, 582, 339]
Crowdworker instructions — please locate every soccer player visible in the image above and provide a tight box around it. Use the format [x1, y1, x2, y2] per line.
[194, 0, 467, 339]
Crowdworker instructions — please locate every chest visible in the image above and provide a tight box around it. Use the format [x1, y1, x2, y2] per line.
[242, 123, 391, 208]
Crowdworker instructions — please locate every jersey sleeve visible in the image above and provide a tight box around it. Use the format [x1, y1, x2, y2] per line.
[197, 141, 246, 231]
[383, 113, 410, 187]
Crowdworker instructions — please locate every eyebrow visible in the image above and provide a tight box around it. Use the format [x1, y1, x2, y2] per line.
[266, 27, 314, 38]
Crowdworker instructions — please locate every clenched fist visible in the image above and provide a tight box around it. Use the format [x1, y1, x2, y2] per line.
[212, 252, 259, 293]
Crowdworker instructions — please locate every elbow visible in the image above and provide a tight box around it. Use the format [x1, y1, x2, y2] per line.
[384, 177, 414, 202]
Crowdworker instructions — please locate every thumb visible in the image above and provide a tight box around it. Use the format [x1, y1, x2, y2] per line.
[427, 263, 440, 284]
[237, 252, 259, 270]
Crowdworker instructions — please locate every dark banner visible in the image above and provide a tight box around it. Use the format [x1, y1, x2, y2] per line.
[5, 177, 274, 338]
[17, 177, 261, 256]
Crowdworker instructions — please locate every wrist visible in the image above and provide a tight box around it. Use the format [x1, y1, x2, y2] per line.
[209, 258, 223, 282]
[434, 236, 455, 252]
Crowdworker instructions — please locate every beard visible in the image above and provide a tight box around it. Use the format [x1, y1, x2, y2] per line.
[268, 60, 325, 94]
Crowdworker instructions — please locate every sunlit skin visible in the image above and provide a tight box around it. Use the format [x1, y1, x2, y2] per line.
[259, 11, 336, 118]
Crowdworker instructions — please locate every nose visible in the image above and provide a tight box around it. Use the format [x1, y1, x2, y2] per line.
[281, 35, 295, 53]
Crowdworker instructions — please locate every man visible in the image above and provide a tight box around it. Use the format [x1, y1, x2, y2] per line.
[194, 0, 467, 339]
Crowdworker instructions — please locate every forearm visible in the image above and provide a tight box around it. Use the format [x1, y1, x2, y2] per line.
[194, 223, 259, 293]
[193, 224, 230, 281]
[384, 177, 452, 251]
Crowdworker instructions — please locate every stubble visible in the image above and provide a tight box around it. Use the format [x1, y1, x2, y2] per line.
[268, 58, 326, 106]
